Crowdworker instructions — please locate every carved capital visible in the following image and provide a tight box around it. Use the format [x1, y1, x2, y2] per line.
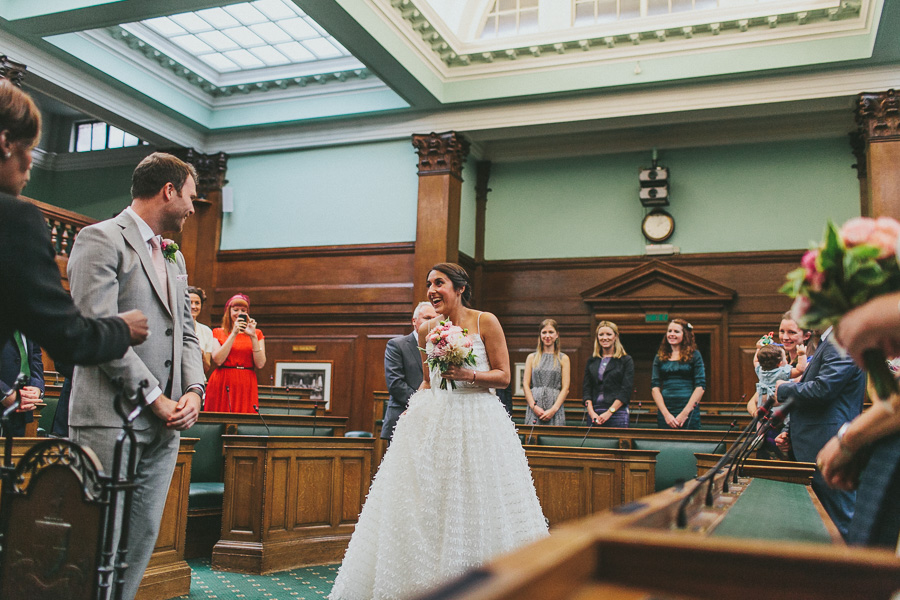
[0, 55, 27, 87]
[167, 148, 229, 197]
[856, 90, 900, 142]
[848, 130, 866, 179]
[412, 131, 469, 177]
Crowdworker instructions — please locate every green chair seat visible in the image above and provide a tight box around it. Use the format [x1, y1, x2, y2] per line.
[37, 395, 59, 434]
[344, 431, 373, 438]
[235, 424, 334, 437]
[631, 439, 722, 492]
[188, 423, 225, 484]
[536, 435, 619, 449]
[188, 482, 224, 511]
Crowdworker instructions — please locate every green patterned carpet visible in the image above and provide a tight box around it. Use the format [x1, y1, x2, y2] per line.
[177, 559, 338, 599]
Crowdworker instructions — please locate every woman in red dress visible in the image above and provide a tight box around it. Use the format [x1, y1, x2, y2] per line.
[204, 294, 266, 413]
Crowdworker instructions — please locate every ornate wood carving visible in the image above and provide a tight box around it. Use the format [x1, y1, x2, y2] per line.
[0, 56, 26, 87]
[412, 131, 470, 178]
[166, 148, 229, 197]
[849, 130, 866, 179]
[856, 89, 900, 142]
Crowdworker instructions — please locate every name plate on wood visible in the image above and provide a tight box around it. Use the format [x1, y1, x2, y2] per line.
[292, 345, 317, 352]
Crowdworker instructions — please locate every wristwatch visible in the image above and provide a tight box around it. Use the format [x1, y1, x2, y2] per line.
[608, 406, 617, 414]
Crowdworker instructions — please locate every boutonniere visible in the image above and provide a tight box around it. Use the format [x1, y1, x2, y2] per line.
[161, 239, 179, 264]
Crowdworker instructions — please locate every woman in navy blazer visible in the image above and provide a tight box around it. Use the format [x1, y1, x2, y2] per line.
[583, 321, 634, 427]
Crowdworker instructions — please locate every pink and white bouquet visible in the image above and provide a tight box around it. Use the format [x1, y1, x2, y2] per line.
[781, 216, 900, 400]
[423, 320, 477, 390]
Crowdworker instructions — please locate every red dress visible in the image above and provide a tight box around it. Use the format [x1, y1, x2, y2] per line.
[204, 328, 264, 413]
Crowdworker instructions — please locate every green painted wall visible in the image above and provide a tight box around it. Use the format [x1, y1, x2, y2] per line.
[221, 140, 419, 250]
[484, 138, 860, 260]
[24, 163, 133, 220]
[459, 154, 477, 258]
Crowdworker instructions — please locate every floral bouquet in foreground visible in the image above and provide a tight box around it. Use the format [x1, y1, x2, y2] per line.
[781, 216, 900, 400]
[423, 320, 477, 390]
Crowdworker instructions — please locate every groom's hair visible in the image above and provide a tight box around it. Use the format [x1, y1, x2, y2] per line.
[132, 152, 198, 200]
[430, 263, 472, 307]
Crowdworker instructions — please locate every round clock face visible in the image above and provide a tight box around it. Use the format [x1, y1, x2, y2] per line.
[642, 210, 675, 243]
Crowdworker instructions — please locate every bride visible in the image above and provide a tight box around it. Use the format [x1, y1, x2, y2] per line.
[329, 263, 548, 600]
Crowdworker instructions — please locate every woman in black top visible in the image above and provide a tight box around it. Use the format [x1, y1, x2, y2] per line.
[583, 321, 634, 427]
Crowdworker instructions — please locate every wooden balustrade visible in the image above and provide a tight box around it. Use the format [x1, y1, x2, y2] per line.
[24, 196, 96, 257]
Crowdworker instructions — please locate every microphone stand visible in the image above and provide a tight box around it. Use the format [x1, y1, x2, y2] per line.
[526, 419, 538, 445]
[736, 396, 795, 478]
[253, 404, 271, 435]
[632, 389, 641, 427]
[723, 397, 781, 490]
[226, 385, 232, 413]
[712, 420, 738, 455]
[579, 417, 597, 447]
[311, 396, 319, 436]
[675, 396, 777, 528]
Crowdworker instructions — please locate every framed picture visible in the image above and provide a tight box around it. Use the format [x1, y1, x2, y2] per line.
[514, 362, 527, 397]
[275, 361, 333, 409]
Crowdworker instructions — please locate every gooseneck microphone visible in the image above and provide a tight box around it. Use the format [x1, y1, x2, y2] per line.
[226, 385, 232, 412]
[253, 404, 271, 435]
[736, 396, 796, 477]
[712, 420, 739, 455]
[724, 395, 781, 488]
[526, 419, 538, 445]
[311, 396, 319, 436]
[579, 415, 597, 447]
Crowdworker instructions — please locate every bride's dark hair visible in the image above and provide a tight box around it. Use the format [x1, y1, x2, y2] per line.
[429, 263, 472, 308]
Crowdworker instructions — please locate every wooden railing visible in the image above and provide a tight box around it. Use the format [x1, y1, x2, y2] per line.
[24, 196, 96, 257]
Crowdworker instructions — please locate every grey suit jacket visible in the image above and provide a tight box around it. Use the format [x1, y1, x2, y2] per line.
[381, 331, 424, 440]
[68, 210, 204, 430]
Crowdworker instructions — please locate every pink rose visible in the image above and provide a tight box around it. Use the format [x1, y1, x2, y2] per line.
[801, 249, 825, 291]
[790, 295, 811, 322]
[840, 217, 876, 247]
[869, 217, 900, 259]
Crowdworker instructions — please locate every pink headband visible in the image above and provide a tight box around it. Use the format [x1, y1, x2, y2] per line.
[225, 294, 249, 309]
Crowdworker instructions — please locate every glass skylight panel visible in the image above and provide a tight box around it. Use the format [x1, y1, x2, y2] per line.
[223, 26, 266, 47]
[249, 22, 292, 44]
[143, 17, 186, 37]
[199, 53, 240, 72]
[303, 37, 342, 59]
[195, 7, 241, 29]
[197, 30, 240, 52]
[274, 41, 315, 62]
[223, 48, 266, 69]
[252, 0, 296, 20]
[107, 126, 125, 149]
[279, 17, 318, 39]
[249, 46, 291, 66]
[224, 3, 268, 26]
[123, 132, 140, 147]
[90, 122, 107, 151]
[171, 35, 215, 55]
[170, 12, 213, 33]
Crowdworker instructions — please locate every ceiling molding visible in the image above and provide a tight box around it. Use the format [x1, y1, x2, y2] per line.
[205, 64, 898, 155]
[32, 145, 156, 171]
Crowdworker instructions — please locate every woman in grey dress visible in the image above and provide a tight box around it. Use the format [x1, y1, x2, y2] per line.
[523, 319, 570, 426]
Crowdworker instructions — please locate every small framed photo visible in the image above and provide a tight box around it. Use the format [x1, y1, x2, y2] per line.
[514, 362, 527, 397]
[275, 361, 333, 409]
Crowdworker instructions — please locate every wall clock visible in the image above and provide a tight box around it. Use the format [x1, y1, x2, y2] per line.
[642, 209, 675, 243]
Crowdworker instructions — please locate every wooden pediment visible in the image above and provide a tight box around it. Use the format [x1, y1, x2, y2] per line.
[581, 260, 736, 313]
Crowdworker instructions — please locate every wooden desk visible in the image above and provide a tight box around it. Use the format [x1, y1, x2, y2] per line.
[198, 411, 347, 436]
[213, 435, 373, 574]
[414, 473, 900, 600]
[516, 424, 741, 448]
[525, 445, 656, 525]
[695, 453, 815, 485]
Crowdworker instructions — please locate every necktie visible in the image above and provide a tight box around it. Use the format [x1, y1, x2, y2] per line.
[149, 236, 169, 307]
[13, 331, 30, 379]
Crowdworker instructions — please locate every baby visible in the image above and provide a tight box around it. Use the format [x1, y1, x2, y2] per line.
[754, 343, 792, 405]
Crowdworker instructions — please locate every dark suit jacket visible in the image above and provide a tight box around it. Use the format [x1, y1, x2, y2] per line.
[382, 331, 424, 440]
[582, 355, 635, 408]
[778, 335, 865, 463]
[0, 336, 44, 435]
[0, 193, 131, 364]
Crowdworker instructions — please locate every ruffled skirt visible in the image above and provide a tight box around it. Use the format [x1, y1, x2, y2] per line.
[329, 387, 549, 600]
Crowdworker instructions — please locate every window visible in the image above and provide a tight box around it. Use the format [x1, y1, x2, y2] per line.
[73, 121, 146, 152]
[481, 0, 540, 40]
[574, 0, 721, 25]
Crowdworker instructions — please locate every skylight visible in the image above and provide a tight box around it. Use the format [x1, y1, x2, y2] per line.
[132, 0, 352, 74]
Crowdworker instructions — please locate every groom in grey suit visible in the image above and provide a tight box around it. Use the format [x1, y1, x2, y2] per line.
[68, 153, 205, 600]
[382, 301, 437, 441]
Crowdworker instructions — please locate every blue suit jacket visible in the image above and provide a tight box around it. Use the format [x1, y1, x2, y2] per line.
[0, 336, 45, 433]
[778, 334, 865, 463]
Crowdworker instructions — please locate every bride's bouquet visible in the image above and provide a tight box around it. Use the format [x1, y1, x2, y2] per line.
[781, 216, 900, 400]
[424, 320, 477, 390]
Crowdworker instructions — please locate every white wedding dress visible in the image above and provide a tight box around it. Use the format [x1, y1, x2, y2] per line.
[329, 330, 549, 600]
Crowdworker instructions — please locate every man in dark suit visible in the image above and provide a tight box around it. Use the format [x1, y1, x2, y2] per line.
[0, 193, 147, 363]
[0, 334, 44, 436]
[68, 152, 205, 600]
[382, 301, 437, 441]
[775, 327, 865, 539]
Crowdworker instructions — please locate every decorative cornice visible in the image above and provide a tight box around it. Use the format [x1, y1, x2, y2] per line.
[104, 26, 373, 98]
[856, 89, 900, 142]
[31, 145, 155, 172]
[0, 55, 26, 86]
[412, 131, 469, 177]
[166, 148, 229, 197]
[387, 0, 863, 70]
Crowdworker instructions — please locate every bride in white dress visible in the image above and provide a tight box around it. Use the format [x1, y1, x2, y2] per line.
[329, 263, 548, 600]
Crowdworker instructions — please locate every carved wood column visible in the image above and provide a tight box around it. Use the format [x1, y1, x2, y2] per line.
[473, 160, 491, 309]
[411, 132, 470, 303]
[169, 149, 228, 325]
[855, 90, 900, 219]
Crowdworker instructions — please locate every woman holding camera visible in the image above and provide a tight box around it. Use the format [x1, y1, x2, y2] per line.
[204, 294, 266, 413]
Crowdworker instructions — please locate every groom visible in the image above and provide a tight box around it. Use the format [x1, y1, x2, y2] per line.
[68, 152, 205, 600]
[382, 301, 437, 442]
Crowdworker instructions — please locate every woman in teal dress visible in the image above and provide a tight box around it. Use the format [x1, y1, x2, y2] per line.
[651, 318, 706, 429]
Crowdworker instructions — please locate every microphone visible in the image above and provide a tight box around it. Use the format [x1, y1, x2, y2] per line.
[736, 396, 796, 476]
[579, 416, 596, 447]
[526, 418, 538, 445]
[712, 420, 739, 455]
[226, 385, 232, 412]
[632, 389, 640, 426]
[724, 395, 779, 488]
[253, 404, 271, 435]
[311, 395, 319, 436]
